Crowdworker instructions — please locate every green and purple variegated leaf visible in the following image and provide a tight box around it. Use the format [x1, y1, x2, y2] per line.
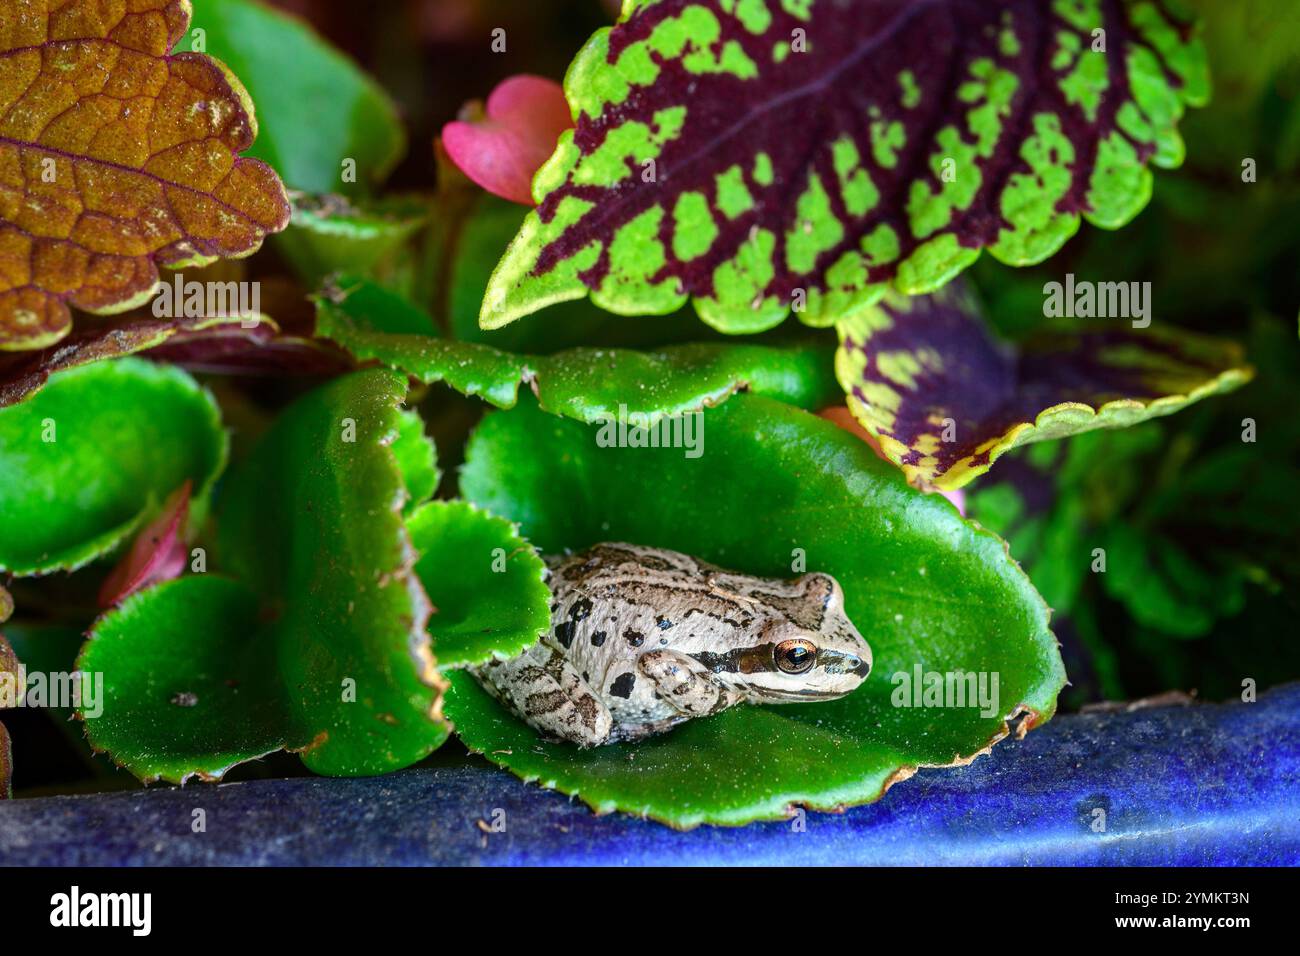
[482, 0, 1208, 334]
[835, 285, 1251, 490]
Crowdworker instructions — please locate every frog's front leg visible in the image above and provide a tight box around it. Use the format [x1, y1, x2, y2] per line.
[636, 649, 733, 718]
[472, 642, 613, 747]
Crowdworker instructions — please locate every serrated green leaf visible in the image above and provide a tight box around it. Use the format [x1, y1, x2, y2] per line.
[481, 0, 1207, 334]
[409, 500, 551, 669]
[318, 276, 840, 425]
[0, 359, 227, 576]
[79, 370, 449, 782]
[836, 285, 1252, 490]
[279, 193, 429, 290]
[393, 409, 441, 515]
[449, 393, 1064, 827]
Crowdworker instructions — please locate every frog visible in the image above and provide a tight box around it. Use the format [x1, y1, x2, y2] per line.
[469, 543, 872, 747]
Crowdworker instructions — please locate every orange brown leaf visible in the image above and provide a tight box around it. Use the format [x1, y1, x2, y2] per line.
[0, 0, 291, 350]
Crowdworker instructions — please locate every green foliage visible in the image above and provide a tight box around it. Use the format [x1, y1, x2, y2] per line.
[279, 194, 431, 290]
[1, 0, 1288, 826]
[0, 360, 226, 577]
[80, 371, 451, 781]
[318, 276, 842, 422]
[481, 0, 1207, 334]
[967, 313, 1300, 701]
[179, 0, 405, 195]
[410, 501, 551, 669]
[449, 394, 1065, 826]
[431, 195, 711, 354]
[836, 285, 1251, 490]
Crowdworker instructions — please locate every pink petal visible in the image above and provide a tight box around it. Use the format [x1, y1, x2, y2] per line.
[98, 480, 192, 608]
[442, 75, 573, 206]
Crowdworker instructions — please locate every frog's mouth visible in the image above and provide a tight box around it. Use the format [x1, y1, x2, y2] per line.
[754, 687, 847, 701]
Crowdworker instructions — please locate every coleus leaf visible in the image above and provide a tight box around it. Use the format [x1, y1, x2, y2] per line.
[0, 313, 278, 409]
[479, 0, 1208, 334]
[0, 358, 227, 576]
[317, 275, 840, 422]
[429, 192, 710, 355]
[972, 405, 1297, 644]
[0, 0, 291, 349]
[443, 75, 574, 206]
[409, 500, 551, 669]
[835, 284, 1251, 490]
[450, 393, 1065, 827]
[144, 316, 349, 377]
[819, 405, 967, 515]
[177, 0, 406, 194]
[78, 370, 450, 782]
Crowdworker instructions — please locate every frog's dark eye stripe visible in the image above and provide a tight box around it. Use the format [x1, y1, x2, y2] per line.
[691, 646, 777, 675]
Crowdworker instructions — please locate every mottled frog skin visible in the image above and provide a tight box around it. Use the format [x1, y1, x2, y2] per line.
[469, 543, 872, 747]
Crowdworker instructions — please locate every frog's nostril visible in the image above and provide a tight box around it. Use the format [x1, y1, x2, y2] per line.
[851, 656, 871, 678]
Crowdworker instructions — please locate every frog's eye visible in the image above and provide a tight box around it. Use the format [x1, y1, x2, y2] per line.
[775, 639, 817, 674]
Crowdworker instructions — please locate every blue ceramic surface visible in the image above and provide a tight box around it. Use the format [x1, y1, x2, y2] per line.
[1, 684, 1296, 865]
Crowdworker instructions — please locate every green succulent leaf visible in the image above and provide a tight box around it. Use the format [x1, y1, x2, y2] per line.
[449, 393, 1065, 827]
[179, 0, 406, 195]
[480, 0, 1207, 334]
[280, 193, 430, 288]
[0, 359, 227, 577]
[318, 277, 523, 407]
[835, 285, 1252, 490]
[78, 370, 450, 782]
[409, 500, 551, 669]
[393, 409, 442, 515]
[318, 276, 840, 424]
